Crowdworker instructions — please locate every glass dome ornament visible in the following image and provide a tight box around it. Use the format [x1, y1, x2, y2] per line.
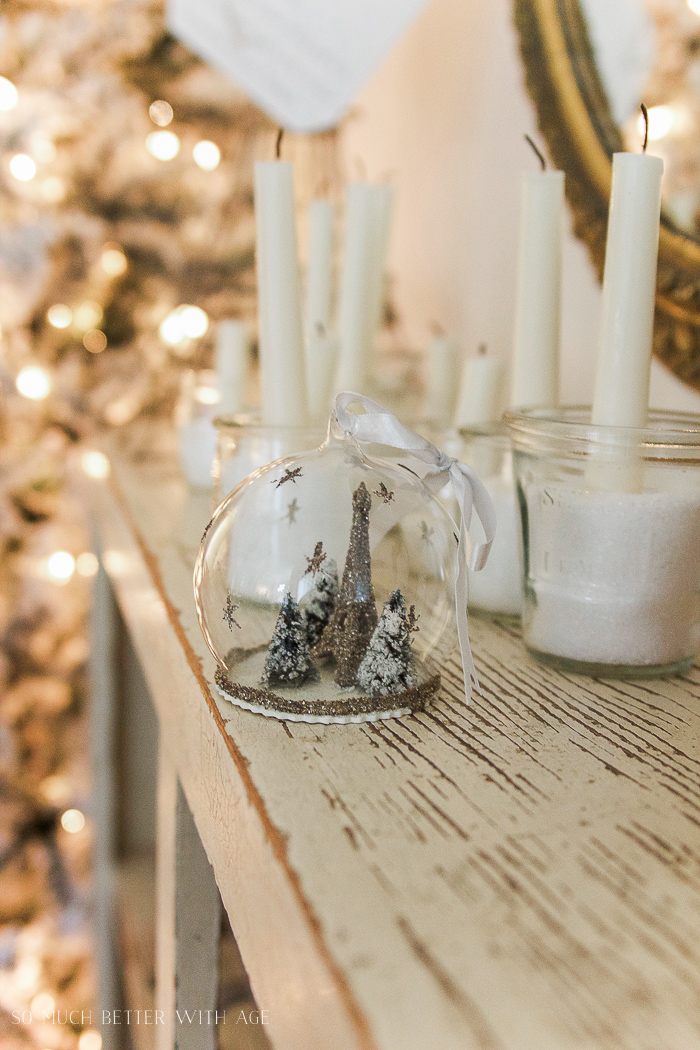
[194, 394, 496, 724]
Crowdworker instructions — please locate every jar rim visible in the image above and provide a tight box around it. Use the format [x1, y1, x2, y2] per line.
[505, 405, 700, 447]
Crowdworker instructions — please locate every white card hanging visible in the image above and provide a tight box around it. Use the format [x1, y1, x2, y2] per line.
[166, 0, 430, 132]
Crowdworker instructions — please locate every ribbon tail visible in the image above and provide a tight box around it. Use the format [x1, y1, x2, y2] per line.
[455, 516, 479, 704]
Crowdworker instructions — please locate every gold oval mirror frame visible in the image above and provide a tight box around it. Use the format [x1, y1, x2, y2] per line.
[514, 0, 700, 392]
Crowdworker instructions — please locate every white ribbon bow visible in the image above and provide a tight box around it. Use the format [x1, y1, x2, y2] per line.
[334, 392, 497, 704]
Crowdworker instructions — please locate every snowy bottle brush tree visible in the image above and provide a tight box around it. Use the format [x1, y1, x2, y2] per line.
[262, 592, 318, 687]
[356, 589, 417, 696]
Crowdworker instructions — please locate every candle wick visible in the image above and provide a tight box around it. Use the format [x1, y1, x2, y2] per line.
[316, 321, 326, 337]
[525, 134, 546, 171]
[477, 343, 487, 356]
[276, 128, 284, 159]
[640, 103, 649, 153]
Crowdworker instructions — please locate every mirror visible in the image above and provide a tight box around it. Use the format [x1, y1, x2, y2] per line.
[514, 0, 700, 392]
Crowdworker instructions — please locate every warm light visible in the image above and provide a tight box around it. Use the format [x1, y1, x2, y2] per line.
[79, 1033, 103, 1050]
[149, 100, 173, 126]
[83, 329, 107, 353]
[33, 139, 56, 163]
[16, 366, 50, 400]
[76, 551, 99, 577]
[47, 304, 72, 329]
[61, 808, 85, 834]
[689, 0, 700, 14]
[146, 130, 179, 160]
[159, 304, 208, 345]
[80, 450, 110, 479]
[41, 176, 66, 202]
[47, 551, 75, 582]
[14, 957, 41, 993]
[0, 76, 18, 111]
[79, 1031, 102, 1050]
[10, 153, 36, 181]
[195, 385, 219, 405]
[74, 301, 102, 330]
[180, 305, 208, 337]
[104, 399, 135, 426]
[159, 312, 185, 345]
[193, 140, 220, 170]
[31, 992, 55, 1015]
[41, 774, 71, 804]
[639, 105, 675, 141]
[100, 244, 127, 276]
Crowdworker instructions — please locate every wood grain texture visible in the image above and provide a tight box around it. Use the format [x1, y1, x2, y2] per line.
[84, 425, 700, 1050]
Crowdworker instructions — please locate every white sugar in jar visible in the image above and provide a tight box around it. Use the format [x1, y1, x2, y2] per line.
[507, 407, 700, 677]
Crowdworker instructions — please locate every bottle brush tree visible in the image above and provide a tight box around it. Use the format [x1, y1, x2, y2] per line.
[262, 592, 318, 688]
[356, 589, 417, 696]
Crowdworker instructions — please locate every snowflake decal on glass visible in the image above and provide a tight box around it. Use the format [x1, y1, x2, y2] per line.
[304, 541, 327, 577]
[273, 466, 303, 488]
[373, 482, 394, 504]
[223, 595, 241, 630]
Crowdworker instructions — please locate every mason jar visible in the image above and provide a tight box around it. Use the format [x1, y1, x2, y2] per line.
[506, 406, 700, 677]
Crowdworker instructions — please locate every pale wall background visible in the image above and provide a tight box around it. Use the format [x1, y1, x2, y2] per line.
[342, 0, 700, 413]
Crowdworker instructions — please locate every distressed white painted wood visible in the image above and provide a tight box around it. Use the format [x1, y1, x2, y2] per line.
[156, 741, 221, 1050]
[89, 552, 119, 1050]
[84, 422, 700, 1050]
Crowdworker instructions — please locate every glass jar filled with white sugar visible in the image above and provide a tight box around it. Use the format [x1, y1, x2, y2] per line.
[507, 407, 700, 677]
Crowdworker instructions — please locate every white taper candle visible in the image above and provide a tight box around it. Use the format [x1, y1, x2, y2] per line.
[510, 169, 564, 409]
[425, 333, 456, 423]
[254, 160, 309, 425]
[335, 183, 375, 391]
[592, 151, 663, 429]
[306, 332, 338, 422]
[305, 198, 334, 341]
[335, 182, 394, 393]
[216, 320, 249, 416]
[454, 351, 503, 428]
[364, 183, 394, 366]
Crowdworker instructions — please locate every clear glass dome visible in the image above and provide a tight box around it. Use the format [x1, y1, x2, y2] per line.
[194, 419, 459, 723]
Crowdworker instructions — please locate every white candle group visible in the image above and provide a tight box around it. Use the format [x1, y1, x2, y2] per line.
[510, 169, 564, 410]
[254, 160, 309, 426]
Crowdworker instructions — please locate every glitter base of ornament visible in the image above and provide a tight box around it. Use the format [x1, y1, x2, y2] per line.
[214, 659, 440, 724]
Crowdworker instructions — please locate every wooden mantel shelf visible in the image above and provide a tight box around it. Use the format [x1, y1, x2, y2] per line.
[85, 422, 700, 1050]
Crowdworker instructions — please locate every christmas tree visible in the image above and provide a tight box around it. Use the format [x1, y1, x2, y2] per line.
[301, 558, 338, 647]
[262, 592, 318, 688]
[0, 2, 329, 1037]
[356, 590, 417, 697]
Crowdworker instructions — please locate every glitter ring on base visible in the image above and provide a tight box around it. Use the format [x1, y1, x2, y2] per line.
[214, 666, 440, 724]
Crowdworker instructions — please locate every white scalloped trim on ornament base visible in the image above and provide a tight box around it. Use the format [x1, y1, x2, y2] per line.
[215, 680, 412, 724]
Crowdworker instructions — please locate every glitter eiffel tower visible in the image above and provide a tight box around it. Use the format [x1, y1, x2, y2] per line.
[315, 481, 378, 685]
